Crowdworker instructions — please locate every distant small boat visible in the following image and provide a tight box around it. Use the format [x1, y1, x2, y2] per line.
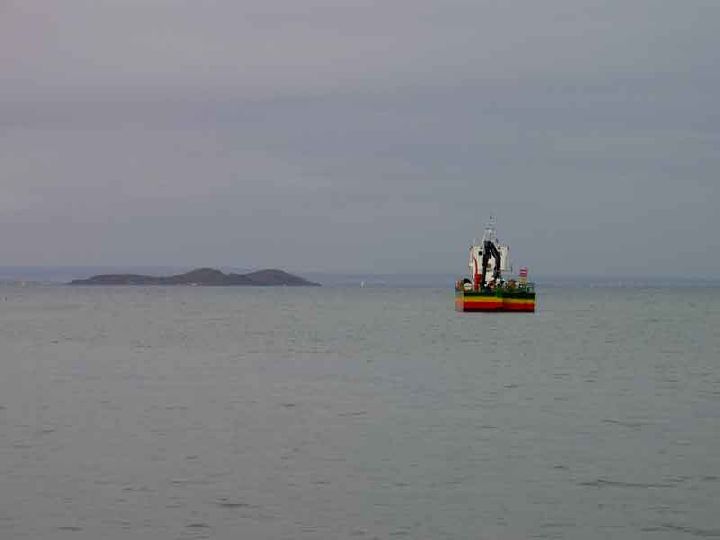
[455, 217, 536, 312]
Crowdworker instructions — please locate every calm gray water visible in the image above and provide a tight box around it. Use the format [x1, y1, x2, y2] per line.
[1, 285, 719, 539]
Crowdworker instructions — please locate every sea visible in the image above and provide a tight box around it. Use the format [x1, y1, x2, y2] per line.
[1, 282, 719, 539]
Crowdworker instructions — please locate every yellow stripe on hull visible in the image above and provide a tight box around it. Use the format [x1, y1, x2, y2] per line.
[455, 293, 536, 312]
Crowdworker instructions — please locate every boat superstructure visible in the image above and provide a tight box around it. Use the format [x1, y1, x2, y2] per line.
[455, 217, 536, 312]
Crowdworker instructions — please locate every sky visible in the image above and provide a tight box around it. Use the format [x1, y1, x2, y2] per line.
[1, 0, 719, 277]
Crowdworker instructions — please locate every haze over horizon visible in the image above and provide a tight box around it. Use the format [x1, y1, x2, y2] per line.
[2, 1, 719, 277]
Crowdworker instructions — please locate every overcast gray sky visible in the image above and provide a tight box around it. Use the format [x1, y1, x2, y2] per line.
[1, 0, 718, 276]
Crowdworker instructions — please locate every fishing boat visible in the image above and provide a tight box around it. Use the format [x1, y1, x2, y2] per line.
[455, 218, 536, 312]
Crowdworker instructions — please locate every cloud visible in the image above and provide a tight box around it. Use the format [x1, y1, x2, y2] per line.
[0, 0, 718, 275]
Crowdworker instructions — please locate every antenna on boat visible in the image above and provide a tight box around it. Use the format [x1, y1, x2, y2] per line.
[482, 214, 497, 244]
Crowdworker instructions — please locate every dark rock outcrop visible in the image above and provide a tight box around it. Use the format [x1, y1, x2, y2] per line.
[69, 268, 320, 286]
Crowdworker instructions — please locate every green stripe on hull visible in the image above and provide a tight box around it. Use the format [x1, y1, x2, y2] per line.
[456, 291, 536, 300]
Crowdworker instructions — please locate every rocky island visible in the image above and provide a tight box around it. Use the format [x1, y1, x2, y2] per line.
[69, 268, 320, 286]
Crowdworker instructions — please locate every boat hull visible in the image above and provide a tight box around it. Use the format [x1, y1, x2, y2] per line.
[455, 290, 536, 312]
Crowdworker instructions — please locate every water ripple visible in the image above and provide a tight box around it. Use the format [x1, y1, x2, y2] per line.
[579, 478, 686, 489]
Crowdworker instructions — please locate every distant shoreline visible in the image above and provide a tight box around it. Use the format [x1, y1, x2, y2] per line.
[0, 267, 718, 288]
[68, 268, 320, 287]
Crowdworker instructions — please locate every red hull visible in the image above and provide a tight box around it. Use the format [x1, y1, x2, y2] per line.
[455, 293, 535, 313]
